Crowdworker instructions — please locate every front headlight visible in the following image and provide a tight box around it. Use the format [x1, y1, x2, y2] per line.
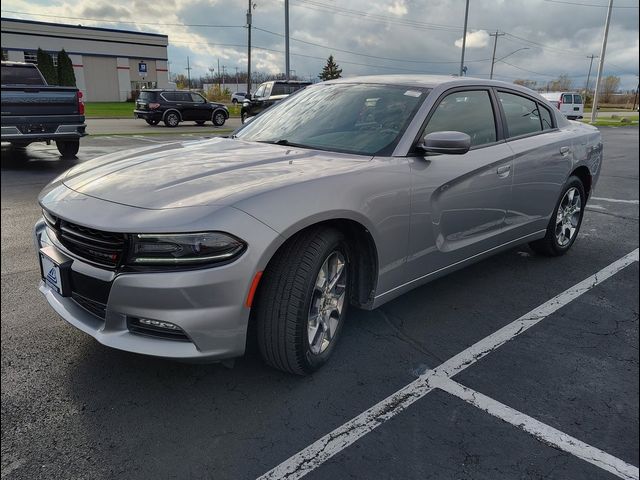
[128, 232, 246, 266]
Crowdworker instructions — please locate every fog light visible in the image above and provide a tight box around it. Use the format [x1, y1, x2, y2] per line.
[138, 318, 181, 330]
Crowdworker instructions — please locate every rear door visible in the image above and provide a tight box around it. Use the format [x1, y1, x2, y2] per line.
[572, 94, 584, 117]
[190, 92, 211, 120]
[497, 90, 574, 237]
[561, 93, 574, 116]
[406, 88, 515, 280]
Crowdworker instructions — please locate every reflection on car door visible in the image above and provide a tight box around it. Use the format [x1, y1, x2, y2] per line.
[406, 89, 515, 280]
[497, 90, 574, 236]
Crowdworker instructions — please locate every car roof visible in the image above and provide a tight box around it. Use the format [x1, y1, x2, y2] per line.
[324, 74, 537, 91]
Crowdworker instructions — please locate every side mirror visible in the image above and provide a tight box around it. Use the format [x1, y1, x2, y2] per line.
[420, 131, 471, 155]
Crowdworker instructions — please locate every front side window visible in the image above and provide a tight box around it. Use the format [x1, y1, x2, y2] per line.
[191, 93, 206, 103]
[237, 83, 428, 155]
[423, 90, 497, 147]
[498, 91, 543, 138]
[253, 84, 266, 98]
[562, 93, 573, 104]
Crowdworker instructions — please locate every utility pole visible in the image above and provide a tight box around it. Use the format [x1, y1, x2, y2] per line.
[633, 82, 639, 111]
[186, 56, 192, 90]
[235, 66, 239, 92]
[246, 0, 252, 95]
[222, 65, 226, 91]
[459, 0, 470, 77]
[489, 30, 505, 80]
[217, 58, 221, 90]
[285, 0, 290, 80]
[585, 54, 598, 98]
[591, 0, 614, 123]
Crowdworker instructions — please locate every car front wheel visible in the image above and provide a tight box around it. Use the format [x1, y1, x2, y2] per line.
[212, 111, 226, 126]
[529, 175, 586, 256]
[145, 119, 160, 126]
[56, 140, 80, 158]
[256, 227, 350, 375]
[164, 112, 180, 128]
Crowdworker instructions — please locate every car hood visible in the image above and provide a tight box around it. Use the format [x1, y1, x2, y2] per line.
[62, 137, 370, 209]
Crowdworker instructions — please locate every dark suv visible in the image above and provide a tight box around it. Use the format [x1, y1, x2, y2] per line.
[240, 80, 311, 123]
[134, 89, 229, 127]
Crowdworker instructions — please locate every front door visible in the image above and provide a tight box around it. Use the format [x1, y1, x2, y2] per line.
[406, 88, 514, 280]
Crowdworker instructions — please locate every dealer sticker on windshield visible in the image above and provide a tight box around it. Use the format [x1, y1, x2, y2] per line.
[404, 90, 422, 98]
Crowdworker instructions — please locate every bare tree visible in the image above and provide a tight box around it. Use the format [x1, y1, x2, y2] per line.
[600, 75, 621, 103]
[547, 74, 573, 92]
[513, 79, 538, 90]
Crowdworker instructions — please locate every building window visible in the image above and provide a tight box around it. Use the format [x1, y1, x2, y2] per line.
[23, 51, 58, 67]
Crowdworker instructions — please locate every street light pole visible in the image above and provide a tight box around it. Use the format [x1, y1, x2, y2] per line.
[186, 56, 191, 90]
[459, 0, 470, 77]
[489, 30, 505, 80]
[247, 0, 252, 94]
[285, 0, 290, 80]
[591, 0, 614, 123]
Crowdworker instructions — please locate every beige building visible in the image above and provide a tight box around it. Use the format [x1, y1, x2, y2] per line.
[1, 17, 169, 101]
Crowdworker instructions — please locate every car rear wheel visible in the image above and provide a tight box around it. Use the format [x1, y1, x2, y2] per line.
[529, 175, 585, 256]
[145, 119, 160, 126]
[241, 112, 247, 124]
[212, 111, 226, 126]
[164, 112, 180, 128]
[255, 227, 350, 375]
[56, 140, 80, 158]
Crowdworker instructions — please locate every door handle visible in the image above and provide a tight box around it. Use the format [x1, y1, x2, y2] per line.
[497, 164, 511, 178]
[560, 146, 571, 156]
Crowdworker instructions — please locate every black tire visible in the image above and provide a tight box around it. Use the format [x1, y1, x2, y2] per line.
[255, 227, 350, 375]
[241, 112, 247, 124]
[212, 111, 226, 126]
[56, 140, 80, 158]
[164, 111, 180, 128]
[195, 120, 206, 126]
[232, 98, 238, 104]
[145, 119, 160, 126]
[529, 175, 586, 256]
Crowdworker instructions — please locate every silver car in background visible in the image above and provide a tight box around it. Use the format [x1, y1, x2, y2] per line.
[35, 75, 602, 375]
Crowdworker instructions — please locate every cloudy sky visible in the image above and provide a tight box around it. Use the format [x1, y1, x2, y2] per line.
[2, 0, 639, 89]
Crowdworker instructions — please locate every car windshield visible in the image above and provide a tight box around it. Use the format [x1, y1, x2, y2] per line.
[236, 83, 429, 155]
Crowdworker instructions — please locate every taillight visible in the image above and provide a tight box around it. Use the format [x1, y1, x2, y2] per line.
[149, 102, 161, 110]
[77, 90, 85, 115]
[556, 101, 561, 109]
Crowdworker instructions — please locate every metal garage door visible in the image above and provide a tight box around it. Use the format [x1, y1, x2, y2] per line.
[83, 56, 118, 102]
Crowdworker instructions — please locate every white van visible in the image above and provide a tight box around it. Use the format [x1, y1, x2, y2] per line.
[540, 92, 584, 120]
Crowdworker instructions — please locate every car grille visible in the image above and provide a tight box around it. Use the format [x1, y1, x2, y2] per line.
[72, 292, 107, 320]
[44, 212, 127, 268]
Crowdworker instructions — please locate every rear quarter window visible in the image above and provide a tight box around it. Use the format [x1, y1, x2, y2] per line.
[562, 94, 573, 104]
[498, 91, 543, 138]
[539, 104, 554, 130]
[573, 94, 583, 104]
[138, 91, 157, 101]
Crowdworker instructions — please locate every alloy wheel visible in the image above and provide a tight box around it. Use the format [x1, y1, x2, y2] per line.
[555, 187, 582, 247]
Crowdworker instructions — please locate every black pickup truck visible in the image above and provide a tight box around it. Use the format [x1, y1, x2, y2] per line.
[1, 61, 86, 157]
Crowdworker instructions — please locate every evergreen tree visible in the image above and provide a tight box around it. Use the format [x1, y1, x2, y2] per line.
[56, 49, 77, 86]
[318, 55, 342, 81]
[36, 48, 57, 85]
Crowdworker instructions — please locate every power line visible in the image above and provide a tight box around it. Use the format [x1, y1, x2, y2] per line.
[252, 26, 491, 65]
[0, 10, 243, 28]
[542, 0, 638, 8]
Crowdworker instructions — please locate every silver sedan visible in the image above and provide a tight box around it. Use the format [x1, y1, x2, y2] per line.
[35, 75, 602, 374]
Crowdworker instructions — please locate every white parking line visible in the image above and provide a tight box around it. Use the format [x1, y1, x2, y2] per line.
[591, 197, 639, 205]
[257, 248, 639, 480]
[432, 376, 639, 480]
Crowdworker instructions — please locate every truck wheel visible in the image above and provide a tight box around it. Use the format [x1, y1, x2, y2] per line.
[255, 227, 350, 375]
[56, 140, 80, 158]
[241, 112, 247, 124]
[164, 112, 180, 128]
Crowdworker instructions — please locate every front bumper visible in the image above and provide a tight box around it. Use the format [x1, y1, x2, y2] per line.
[34, 217, 275, 362]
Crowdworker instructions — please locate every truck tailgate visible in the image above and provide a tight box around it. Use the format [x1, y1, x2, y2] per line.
[1, 87, 80, 117]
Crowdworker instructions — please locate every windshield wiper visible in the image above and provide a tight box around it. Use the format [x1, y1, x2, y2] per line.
[258, 139, 309, 148]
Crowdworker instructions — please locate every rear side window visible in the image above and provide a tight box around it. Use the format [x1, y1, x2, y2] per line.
[498, 91, 543, 138]
[562, 94, 573, 104]
[272, 83, 286, 96]
[539, 104, 554, 130]
[573, 94, 583, 104]
[1, 64, 46, 85]
[138, 91, 157, 101]
[424, 90, 497, 147]
[162, 92, 178, 101]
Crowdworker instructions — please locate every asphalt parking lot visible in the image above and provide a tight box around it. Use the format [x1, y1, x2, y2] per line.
[1, 127, 638, 480]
